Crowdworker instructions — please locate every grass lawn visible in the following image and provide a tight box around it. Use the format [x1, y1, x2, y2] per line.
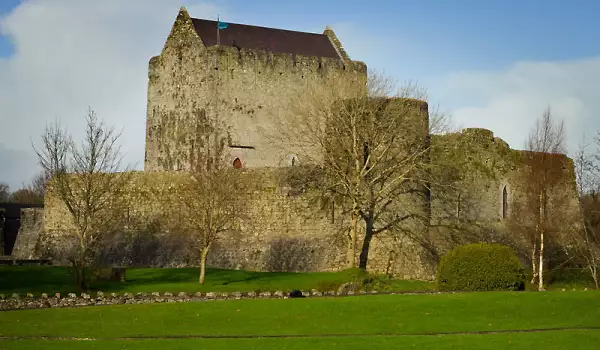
[1, 291, 599, 349]
[0, 266, 434, 296]
[2, 331, 600, 350]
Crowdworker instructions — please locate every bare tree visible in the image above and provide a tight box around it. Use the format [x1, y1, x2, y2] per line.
[29, 171, 49, 201]
[522, 107, 567, 291]
[0, 183, 9, 202]
[8, 171, 48, 204]
[177, 115, 248, 284]
[181, 167, 246, 283]
[33, 109, 131, 290]
[569, 135, 600, 288]
[269, 72, 451, 270]
[9, 188, 43, 204]
[572, 195, 600, 289]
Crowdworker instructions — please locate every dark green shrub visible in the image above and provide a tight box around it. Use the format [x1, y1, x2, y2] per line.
[437, 243, 525, 292]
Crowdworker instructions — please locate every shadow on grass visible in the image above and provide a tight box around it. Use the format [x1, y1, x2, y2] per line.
[0, 266, 77, 295]
[0, 266, 436, 295]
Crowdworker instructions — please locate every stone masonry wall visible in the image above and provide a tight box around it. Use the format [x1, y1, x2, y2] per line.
[42, 168, 434, 280]
[11, 208, 44, 259]
[40, 127, 579, 279]
[429, 128, 581, 261]
[144, 8, 367, 172]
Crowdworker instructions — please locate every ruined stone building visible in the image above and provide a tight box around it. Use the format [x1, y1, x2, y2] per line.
[32, 7, 581, 279]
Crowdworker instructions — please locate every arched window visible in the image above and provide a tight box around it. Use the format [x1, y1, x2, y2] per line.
[285, 154, 298, 166]
[502, 186, 508, 219]
[233, 157, 242, 169]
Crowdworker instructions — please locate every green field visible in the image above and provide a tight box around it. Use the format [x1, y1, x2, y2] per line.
[1, 291, 599, 349]
[1, 267, 598, 349]
[0, 266, 434, 296]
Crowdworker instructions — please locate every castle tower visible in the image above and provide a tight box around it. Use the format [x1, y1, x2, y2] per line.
[144, 7, 367, 172]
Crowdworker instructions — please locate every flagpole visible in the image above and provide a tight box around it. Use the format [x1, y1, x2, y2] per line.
[217, 14, 220, 46]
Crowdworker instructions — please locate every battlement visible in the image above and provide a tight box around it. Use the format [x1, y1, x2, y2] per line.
[205, 45, 366, 75]
[149, 31, 366, 85]
[452, 128, 510, 151]
[461, 128, 494, 140]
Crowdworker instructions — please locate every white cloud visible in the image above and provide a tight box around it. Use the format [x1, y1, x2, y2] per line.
[1, 0, 598, 191]
[431, 58, 600, 153]
[0, 0, 223, 189]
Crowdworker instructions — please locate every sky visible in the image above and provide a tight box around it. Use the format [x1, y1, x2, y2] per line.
[1, 0, 599, 190]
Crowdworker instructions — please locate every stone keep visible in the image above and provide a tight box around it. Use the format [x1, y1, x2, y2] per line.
[144, 7, 367, 171]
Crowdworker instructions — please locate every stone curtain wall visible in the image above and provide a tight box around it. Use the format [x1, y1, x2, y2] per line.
[144, 8, 367, 172]
[41, 168, 435, 279]
[39, 128, 580, 279]
[429, 128, 581, 262]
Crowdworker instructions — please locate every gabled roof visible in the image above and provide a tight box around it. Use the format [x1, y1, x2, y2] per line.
[190, 18, 341, 59]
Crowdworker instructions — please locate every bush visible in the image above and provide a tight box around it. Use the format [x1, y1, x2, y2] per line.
[437, 243, 525, 292]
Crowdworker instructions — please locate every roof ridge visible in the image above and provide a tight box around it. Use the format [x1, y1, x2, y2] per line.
[190, 18, 328, 37]
[190, 18, 341, 59]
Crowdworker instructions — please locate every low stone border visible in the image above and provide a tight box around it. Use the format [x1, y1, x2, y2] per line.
[2, 287, 589, 311]
[0, 289, 436, 311]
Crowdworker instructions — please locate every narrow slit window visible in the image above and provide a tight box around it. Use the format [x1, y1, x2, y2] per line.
[502, 186, 508, 219]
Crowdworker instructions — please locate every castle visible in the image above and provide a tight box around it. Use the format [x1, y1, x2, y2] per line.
[26, 7, 582, 279]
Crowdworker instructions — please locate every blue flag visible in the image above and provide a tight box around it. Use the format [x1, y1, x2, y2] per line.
[218, 20, 228, 30]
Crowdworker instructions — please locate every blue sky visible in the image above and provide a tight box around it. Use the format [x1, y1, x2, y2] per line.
[0, 0, 20, 55]
[224, 0, 600, 66]
[3, 1, 600, 73]
[1, 0, 600, 189]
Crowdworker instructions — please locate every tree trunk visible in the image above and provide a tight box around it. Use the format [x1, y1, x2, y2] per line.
[538, 191, 545, 291]
[358, 218, 374, 270]
[347, 208, 359, 269]
[75, 264, 86, 291]
[77, 236, 87, 291]
[538, 230, 545, 291]
[530, 241, 538, 285]
[199, 246, 210, 284]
